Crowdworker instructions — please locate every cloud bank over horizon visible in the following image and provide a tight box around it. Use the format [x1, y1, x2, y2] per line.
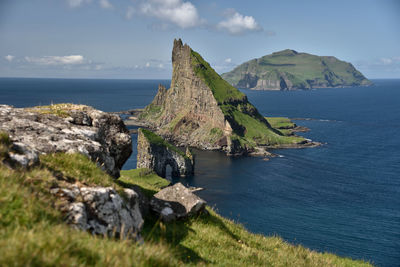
[0, 0, 399, 79]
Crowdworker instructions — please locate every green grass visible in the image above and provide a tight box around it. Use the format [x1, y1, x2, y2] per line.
[191, 50, 246, 104]
[140, 128, 188, 158]
[40, 153, 116, 187]
[227, 108, 304, 147]
[139, 103, 163, 120]
[190, 48, 305, 148]
[0, 138, 373, 266]
[119, 168, 170, 197]
[0, 131, 11, 146]
[266, 117, 296, 129]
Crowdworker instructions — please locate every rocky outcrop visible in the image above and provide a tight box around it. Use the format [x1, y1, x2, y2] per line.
[222, 49, 372, 90]
[3, 141, 40, 169]
[150, 182, 206, 222]
[139, 39, 307, 155]
[0, 104, 132, 178]
[136, 128, 194, 178]
[50, 184, 143, 240]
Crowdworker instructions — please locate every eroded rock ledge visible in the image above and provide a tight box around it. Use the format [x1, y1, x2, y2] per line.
[136, 128, 194, 178]
[0, 104, 132, 178]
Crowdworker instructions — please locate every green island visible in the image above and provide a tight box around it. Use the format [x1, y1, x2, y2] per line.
[0, 133, 372, 266]
[221, 49, 372, 90]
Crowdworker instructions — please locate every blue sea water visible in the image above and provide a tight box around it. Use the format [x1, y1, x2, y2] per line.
[1, 78, 399, 267]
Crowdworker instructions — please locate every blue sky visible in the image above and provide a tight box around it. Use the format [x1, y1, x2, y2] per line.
[0, 0, 399, 79]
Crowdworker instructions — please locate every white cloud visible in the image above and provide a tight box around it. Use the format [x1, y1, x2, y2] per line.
[145, 62, 150, 67]
[217, 10, 262, 35]
[25, 55, 85, 65]
[224, 58, 232, 63]
[5, 55, 14, 62]
[66, 0, 91, 8]
[379, 57, 400, 65]
[380, 58, 392, 65]
[126, 6, 135, 20]
[99, 0, 113, 9]
[140, 0, 203, 29]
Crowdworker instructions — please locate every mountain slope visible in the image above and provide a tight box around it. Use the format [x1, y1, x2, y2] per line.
[140, 40, 307, 155]
[221, 49, 372, 90]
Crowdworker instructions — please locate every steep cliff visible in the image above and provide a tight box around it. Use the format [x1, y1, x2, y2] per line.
[140, 39, 306, 155]
[222, 49, 372, 90]
[136, 128, 194, 177]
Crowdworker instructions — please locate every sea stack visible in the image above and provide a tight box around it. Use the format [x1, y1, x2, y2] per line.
[140, 39, 307, 155]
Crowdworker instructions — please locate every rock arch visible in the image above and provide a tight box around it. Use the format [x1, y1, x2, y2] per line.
[136, 128, 194, 178]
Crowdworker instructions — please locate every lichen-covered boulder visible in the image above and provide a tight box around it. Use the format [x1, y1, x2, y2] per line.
[6, 142, 40, 169]
[51, 184, 143, 240]
[0, 104, 132, 178]
[150, 182, 206, 222]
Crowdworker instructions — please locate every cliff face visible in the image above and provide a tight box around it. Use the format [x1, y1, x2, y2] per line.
[222, 49, 372, 90]
[141, 39, 233, 151]
[136, 128, 194, 177]
[140, 39, 306, 154]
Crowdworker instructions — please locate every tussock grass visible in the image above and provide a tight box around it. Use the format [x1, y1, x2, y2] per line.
[0, 135, 373, 266]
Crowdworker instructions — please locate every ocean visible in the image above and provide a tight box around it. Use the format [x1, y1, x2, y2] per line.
[1, 78, 399, 267]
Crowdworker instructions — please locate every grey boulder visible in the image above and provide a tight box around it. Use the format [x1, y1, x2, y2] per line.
[51, 184, 144, 240]
[150, 182, 206, 222]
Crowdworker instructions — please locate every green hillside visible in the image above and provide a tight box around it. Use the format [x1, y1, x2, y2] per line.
[0, 134, 373, 266]
[222, 49, 372, 90]
[190, 49, 305, 149]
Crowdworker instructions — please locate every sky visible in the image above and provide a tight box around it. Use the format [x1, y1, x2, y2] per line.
[0, 0, 399, 79]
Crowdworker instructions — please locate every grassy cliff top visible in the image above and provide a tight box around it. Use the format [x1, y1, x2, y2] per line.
[266, 117, 296, 129]
[0, 135, 373, 266]
[140, 128, 188, 158]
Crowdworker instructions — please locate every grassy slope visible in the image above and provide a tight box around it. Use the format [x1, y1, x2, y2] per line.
[266, 117, 296, 129]
[190, 50, 304, 147]
[0, 135, 372, 266]
[222, 49, 371, 88]
[265, 117, 297, 136]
